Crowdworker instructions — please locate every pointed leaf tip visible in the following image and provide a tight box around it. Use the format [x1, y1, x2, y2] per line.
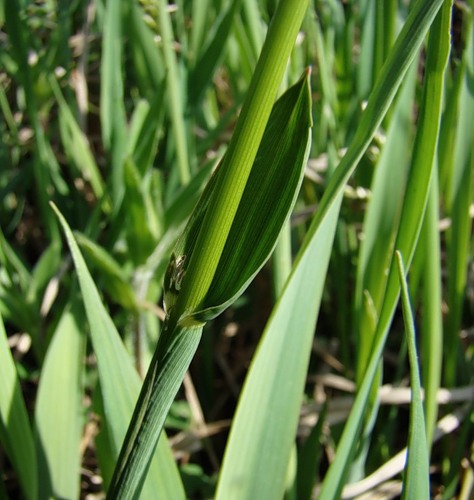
[164, 71, 313, 325]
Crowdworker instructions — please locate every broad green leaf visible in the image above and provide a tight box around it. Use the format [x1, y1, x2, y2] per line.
[35, 301, 85, 500]
[51, 204, 186, 500]
[168, 0, 310, 324]
[0, 312, 37, 500]
[215, 194, 343, 500]
[108, 3, 311, 496]
[165, 70, 312, 324]
[397, 252, 429, 500]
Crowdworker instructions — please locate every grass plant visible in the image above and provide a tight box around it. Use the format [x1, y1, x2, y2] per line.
[1, 0, 473, 498]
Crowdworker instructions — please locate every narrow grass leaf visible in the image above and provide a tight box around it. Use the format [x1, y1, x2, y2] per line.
[0, 312, 37, 500]
[187, 0, 242, 106]
[319, 3, 451, 497]
[396, 252, 430, 500]
[51, 204, 185, 500]
[444, 16, 474, 386]
[107, 324, 202, 499]
[241, 0, 265, 61]
[126, 91, 165, 176]
[100, 0, 127, 205]
[354, 60, 417, 382]
[158, 0, 190, 184]
[420, 175, 443, 446]
[303, 0, 446, 245]
[35, 301, 85, 500]
[126, 2, 165, 92]
[100, 0, 124, 151]
[215, 193, 343, 500]
[190, 0, 211, 62]
[50, 76, 105, 199]
[297, 403, 327, 499]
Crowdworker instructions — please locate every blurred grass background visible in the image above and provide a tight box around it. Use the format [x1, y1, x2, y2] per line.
[0, 0, 473, 498]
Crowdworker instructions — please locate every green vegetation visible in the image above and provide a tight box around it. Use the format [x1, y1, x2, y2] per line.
[1, 0, 473, 498]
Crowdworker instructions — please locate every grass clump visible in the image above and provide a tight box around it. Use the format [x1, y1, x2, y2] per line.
[1, 0, 473, 498]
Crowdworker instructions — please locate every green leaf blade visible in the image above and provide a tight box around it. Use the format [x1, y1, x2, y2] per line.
[170, 0, 310, 320]
[51, 203, 185, 500]
[165, 70, 312, 324]
[35, 302, 85, 500]
[215, 192, 343, 500]
[0, 312, 38, 500]
[396, 252, 429, 500]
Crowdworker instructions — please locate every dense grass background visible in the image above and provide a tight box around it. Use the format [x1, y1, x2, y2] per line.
[1, 0, 473, 498]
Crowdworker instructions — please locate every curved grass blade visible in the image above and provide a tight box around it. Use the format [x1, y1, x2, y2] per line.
[158, 0, 190, 184]
[50, 76, 105, 200]
[302, 0, 447, 247]
[51, 203, 185, 500]
[396, 252, 429, 500]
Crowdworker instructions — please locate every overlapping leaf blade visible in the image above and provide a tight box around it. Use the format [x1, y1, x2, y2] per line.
[51, 204, 185, 500]
[216, 193, 343, 500]
[108, 69, 313, 500]
[320, 2, 451, 497]
[397, 252, 429, 499]
[165, 71, 312, 324]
